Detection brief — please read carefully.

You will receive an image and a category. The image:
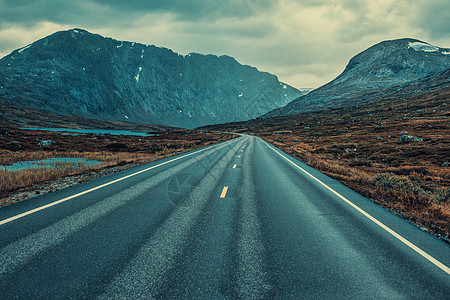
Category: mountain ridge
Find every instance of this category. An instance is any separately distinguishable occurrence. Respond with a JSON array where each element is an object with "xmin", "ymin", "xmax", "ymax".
[
  {"xmin": 0, "ymin": 28, "xmax": 303, "ymax": 128},
  {"xmin": 264, "ymin": 38, "xmax": 450, "ymax": 118}
]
